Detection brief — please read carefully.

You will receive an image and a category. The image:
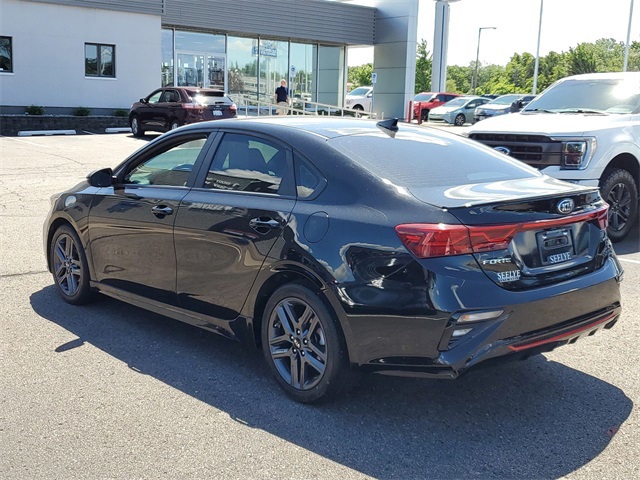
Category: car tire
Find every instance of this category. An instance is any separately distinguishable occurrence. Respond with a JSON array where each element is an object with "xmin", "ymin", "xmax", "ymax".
[
  {"xmin": 454, "ymin": 114, "xmax": 466, "ymax": 126},
  {"xmin": 50, "ymin": 225, "xmax": 94, "ymax": 305},
  {"xmin": 130, "ymin": 116, "xmax": 144, "ymax": 137},
  {"xmin": 170, "ymin": 120, "xmax": 181, "ymax": 130},
  {"xmin": 600, "ymin": 168, "xmax": 638, "ymax": 242},
  {"xmin": 420, "ymin": 109, "xmax": 429, "ymax": 122},
  {"xmin": 261, "ymin": 283, "xmax": 353, "ymax": 403}
]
